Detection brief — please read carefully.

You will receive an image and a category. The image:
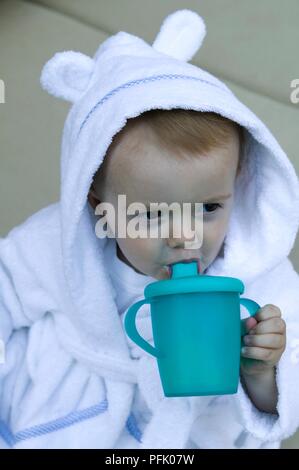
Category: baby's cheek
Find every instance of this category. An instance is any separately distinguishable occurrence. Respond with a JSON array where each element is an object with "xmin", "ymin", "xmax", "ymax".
[
  {"xmin": 123, "ymin": 237, "xmax": 146, "ymax": 258},
  {"xmin": 203, "ymin": 221, "xmax": 224, "ymax": 251},
  {"xmin": 127, "ymin": 237, "xmax": 160, "ymax": 267}
]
